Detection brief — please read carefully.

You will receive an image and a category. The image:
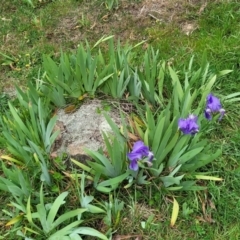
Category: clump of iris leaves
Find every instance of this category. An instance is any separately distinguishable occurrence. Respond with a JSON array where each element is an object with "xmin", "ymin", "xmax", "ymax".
[{"xmin": 0, "ymin": 36, "xmax": 239, "ymax": 239}]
